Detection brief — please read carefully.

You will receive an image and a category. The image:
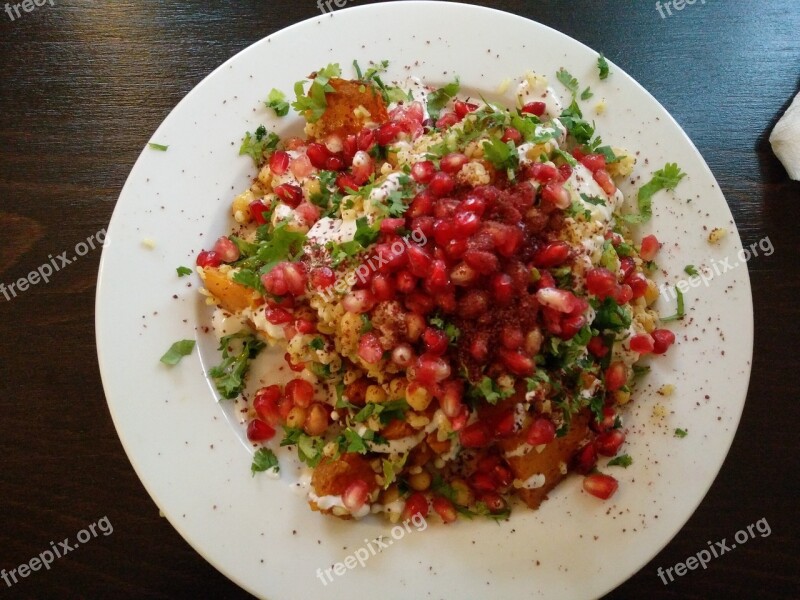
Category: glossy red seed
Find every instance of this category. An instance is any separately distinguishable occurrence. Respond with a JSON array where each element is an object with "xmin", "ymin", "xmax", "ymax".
[
  {"xmin": 618, "ymin": 257, "xmax": 636, "ymax": 281},
  {"xmin": 404, "ymin": 292, "xmax": 436, "ymax": 315},
  {"xmin": 651, "ymin": 328, "xmax": 676, "ymax": 354},
  {"xmin": 639, "ymin": 234, "xmax": 660, "ymax": 262},
  {"xmin": 357, "ymin": 128, "xmax": 376, "ymax": 152},
  {"xmin": 587, "ymin": 336, "xmax": 609, "ymax": 358},
  {"xmin": 284, "ymin": 352, "xmax": 305, "ymax": 373},
  {"xmin": 500, "ymin": 325, "xmax": 524, "ymax": 350},
  {"xmin": 406, "ymin": 244, "xmax": 433, "ymax": 277},
  {"xmin": 452, "ymin": 211, "xmax": 480, "ymax": 238},
  {"xmin": 470, "ymin": 471, "xmax": 497, "ymax": 492},
  {"xmin": 596, "ymin": 429, "xmax": 626, "ymax": 457},
  {"xmin": 273, "ymin": 183, "xmax": 303, "ymax": 208},
  {"xmin": 376, "ymin": 121, "xmax": 403, "ymax": 145},
  {"xmin": 463, "ymin": 250, "xmax": 499, "ymax": 275},
  {"xmin": 343, "ymin": 289, "xmax": 376, "ymax": 313},
  {"xmin": 428, "ymin": 171, "xmax": 455, "ymax": 197},
  {"xmin": 422, "ymin": 327, "xmax": 448, "ymax": 355},
  {"xmin": 248, "ymin": 200, "xmax": 270, "ymax": 224},
  {"xmin": 605, "ymin": 361, "xmax": 627, "ymax": 392},
  {"xmin": 501, "ymin": 127, "xmax": 522, "ymax": 144},
  {"xmin": 336, "ymin": 173, "xmax": 359, "ymax": 193},
  {"xmin": 541, "ymin": 182, "xmax": 571, "ymax": 209},
  {"xmin": 435, "ymin": 112, "xmax": 460, "ymax": 129},
  {"xmin": 629, "ymin": 333, "xmax": 655, "ymax": 354},
  {"xmin": 526, "ymin": 418, "xmax": 556, "ymax": 446},
  {"xmin": 591, "ymin": 406, "xmax": 618, "ymax": 433},
  {"xmin": 440, "ymin": 152, "xmax": 468, "ymax": 174},
  {"xmin": 583, "ymin": 473, "xmax": 619, "ymax": 500},
  {"xmin": 468, "ymin": 332, "xmax": 489, "ymax": 362},
  {"xmin": 269, "ymin": 150, "xmax": 290, "ymax": 175},
  {"xmin": 358, "ymin": 332, "xmax": 384, "ymax": 364},
  {"xmin": 305, "ymin": 143, "xmax": 331, "ymax": 169},
  {"xmin": 612, "ymin": 284, "xmax": 634, "ymax": 304},
  {"xmin": 265, "ymin": 307, "xmax": 293, "ymax": 325},
  {"xmin": 532, "ymin": 241, "xmax": 571, "ymax": 268},
  {"xmin": 196, "ymin": 250, "xmax": 222, "ymax": 268},
  {"xmin": 586, "ymin": 267, "xmax": 617, "ymax": 298},
  {"xmin": 247, "ymin": 419, "xmax": 276, "ymax": 442},
  {"xmin": 402, "ymin": 492, "xmax": 429, "ymax": 520},
  {"xmin": 410, "ymin": 160, "xmax": 436, "ymax": 184},
  {"xmin": 593, "ymin": 169, "xmax": 616, "ymax": 195},
  {"xmin": 626, "ymin": 272, "xmax": 649, "ymax": 299},
  {"xmin": 574, "ymin": 442, "xmax": 598, "ymax": 474},
  {"xmin": 432, "ymin": 496, "xmax": 457, "ymax": 523},
  {"xmin": 498, "ymin": 349, "xmax": 535, "ymax": 376},
  {"xmin": 460, "ymin": 422, "xmax": 490, "ymax": 448},
  {"xmin": 310, "ymin": 267, "xmax": 335, "ymax": 290},
  {"xmin": 536, "ymin": 288, "xmax": 580, "ymax": 313},
  {"xmin": 394, "ymin": 269, "xmax": 417, "ymax": 293},
  {"xmin": 490, "ymin": 273, "xmax": 514, "ymax": 304},
  {"xmin": 580, "ymin": 153, "xmax": 606, "ymax": 172},
  {"xmin": 457, "ymin": 195, "xmax": 486, "ymax": 217},
  {"xmin": 521, "ymin": 101, "xmax": 546, "ymax": 116},
  {"xmin": 526, "ymin": 162, "xmax": 560, "ymax": 183},
  {"xmin": 454, "ymin": 100, "xmax": 478, "ymax": 118},
  {"xmin": 342, "ymin": 480, "xmax": 370, "ymax": 513},
  {"xmin": 371, "ymin": 274, "xmax": 396, "ymax": 302},
  {"xmin": 253, "ymin": 385, "xmax": 283, "ymax": 425},
  {"xmin": 285, "ymin": 378, "xmax": 314, "ymax": 408},
  {"xmin": 458, "ymin": 289, "xmax": 490, "ymax": 319}
]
